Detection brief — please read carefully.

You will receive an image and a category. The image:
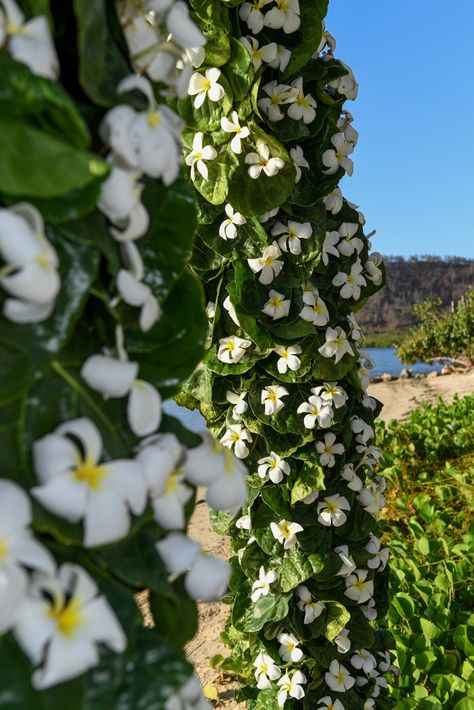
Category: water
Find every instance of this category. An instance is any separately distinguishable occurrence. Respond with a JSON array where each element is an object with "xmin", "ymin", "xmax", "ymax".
[
  {"xmin": 164, "ymin": 347, "xmax": 442, "ymax": 430},
  {"xmin": 365, "ymin": 347, "xmax": 443, "ymax": 378}
]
